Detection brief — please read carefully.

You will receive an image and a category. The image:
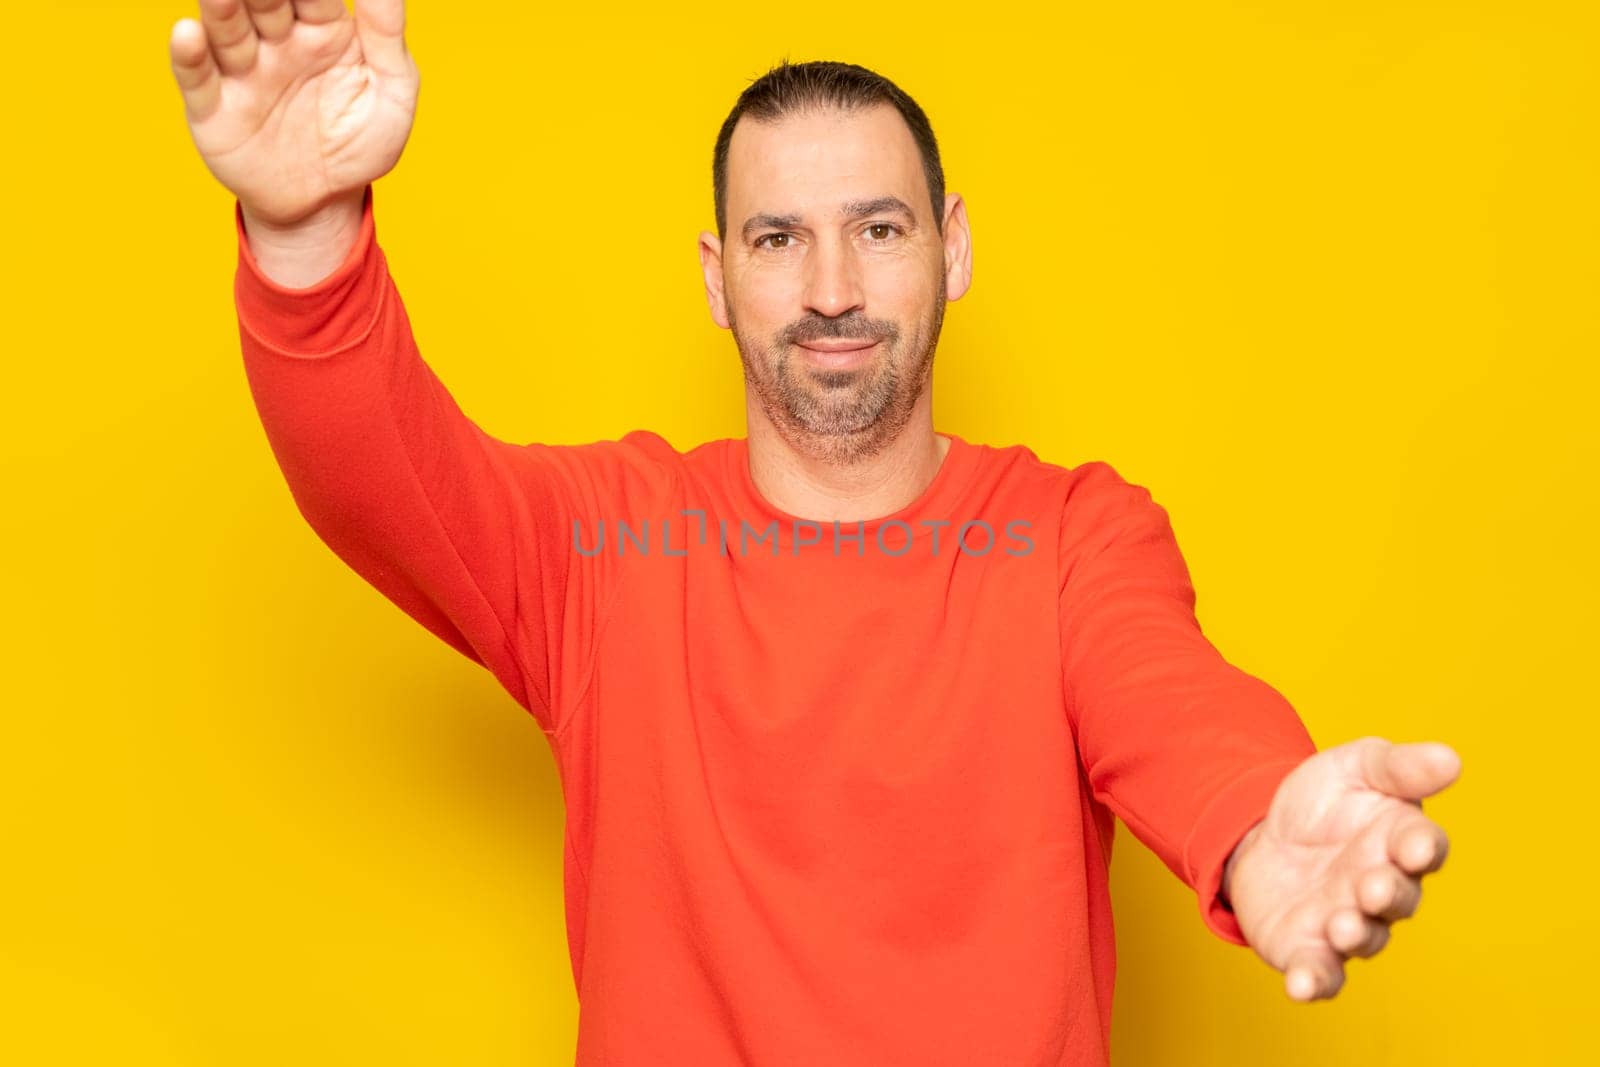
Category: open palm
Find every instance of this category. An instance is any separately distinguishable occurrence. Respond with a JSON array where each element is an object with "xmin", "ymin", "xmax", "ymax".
[
  {"xmin": 1224, "ymin": 736, "xmax": 1461, "ymax": 1001},
  {"xmin": 168, "ymin": 0, "xmax": 419, "ymax": 227}
]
